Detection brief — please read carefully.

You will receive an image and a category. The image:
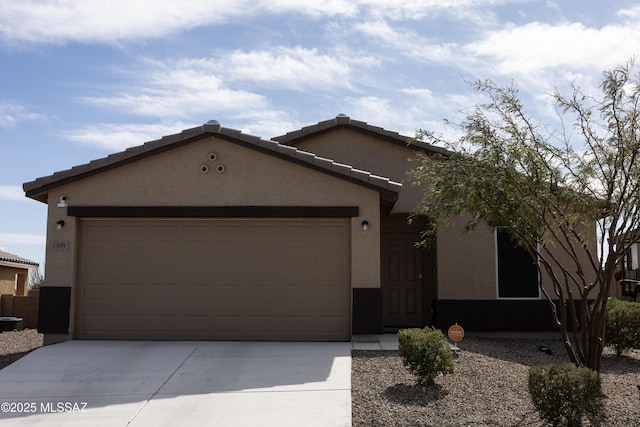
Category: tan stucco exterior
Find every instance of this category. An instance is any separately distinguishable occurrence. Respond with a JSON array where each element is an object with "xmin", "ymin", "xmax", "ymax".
[
  {"xmin": 43, "ymin": 136, "xmax": 382, "ymax": 300},
  {"xmin": 286, "ymin": 128, "xmax": 508, "ymax": 301},
  {"xmin": 436, "ymin": 218, "xmax": 498, "ymax": 300},
  {"xmin": 0, "ymin": 251, "xmax": 38, "ymax": 297},
  {"xmin": 290, "ymin": 127, "xmax": 602, "ymax": 302},
  {"xmin": 290, "ymin": 128, "xmax": 426, "ymax": 213},
  {"xmin": 26, "ymin": 117, "xmax": 604, "ymax": 337},
  {"xmin": 0, "ymin": 266, "xmax": 29, "ymax": 296}
]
